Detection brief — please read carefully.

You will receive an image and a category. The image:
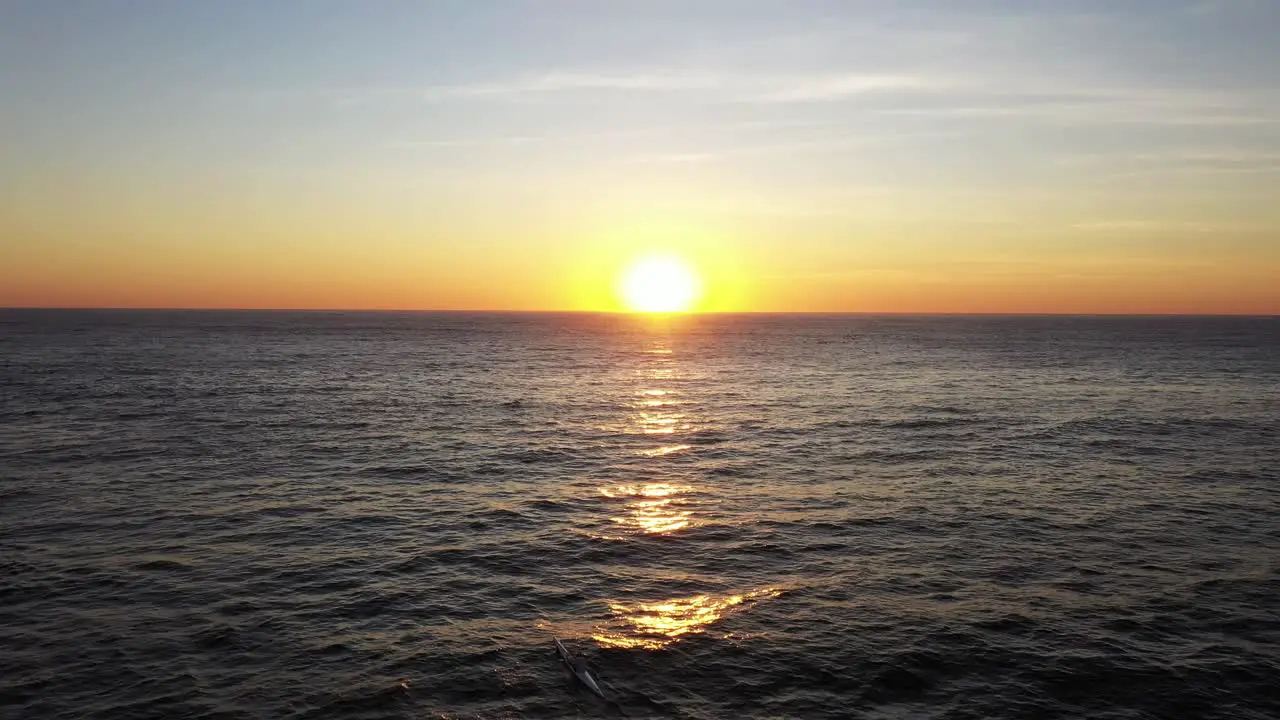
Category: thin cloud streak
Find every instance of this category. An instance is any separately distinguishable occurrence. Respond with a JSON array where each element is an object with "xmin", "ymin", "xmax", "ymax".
[
  {"xmin": 386, "ymin": 119, "xmax": 871, "ymax": 153},
  {"xmin": 753, "ymin": 74, "xmax": 938, "ymax": 102},
  {"xmin": 419, "ymin": 70, "xmax": 939, "ymax": 103},
  {"xmin": 1062, "ymin": 149, "xmax": 1280, "ymax": 179},
  {"xmin": 412, "ymin": 67, "xmax": 1277, "ymax": 130},
  {"xmin": 628, "ymin": 130, "xmax": 954, "ymax": 164},
  {"xmin": 1071, "ymin": 220, "xmax": 1226, "ymax": 233},
  {"xmin": 421, "ymin": 71, "xmax": 727, "ymax": 99}
]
